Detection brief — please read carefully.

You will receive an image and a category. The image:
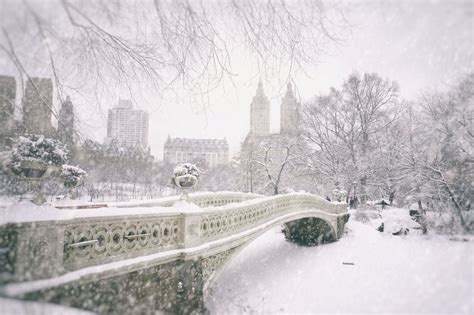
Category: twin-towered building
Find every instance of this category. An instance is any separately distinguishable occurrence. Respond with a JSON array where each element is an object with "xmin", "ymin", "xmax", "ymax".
[
  {"xmin": 162, "ymin": 81, "xmax": 301, "ymax": 171},
  {"xmin": 241, "ymin": 80, "xmax": 302, "ymax": 193},
  {"xmin": 249, "ymin": 80, "xmax": 302, "ymax": 137}
]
